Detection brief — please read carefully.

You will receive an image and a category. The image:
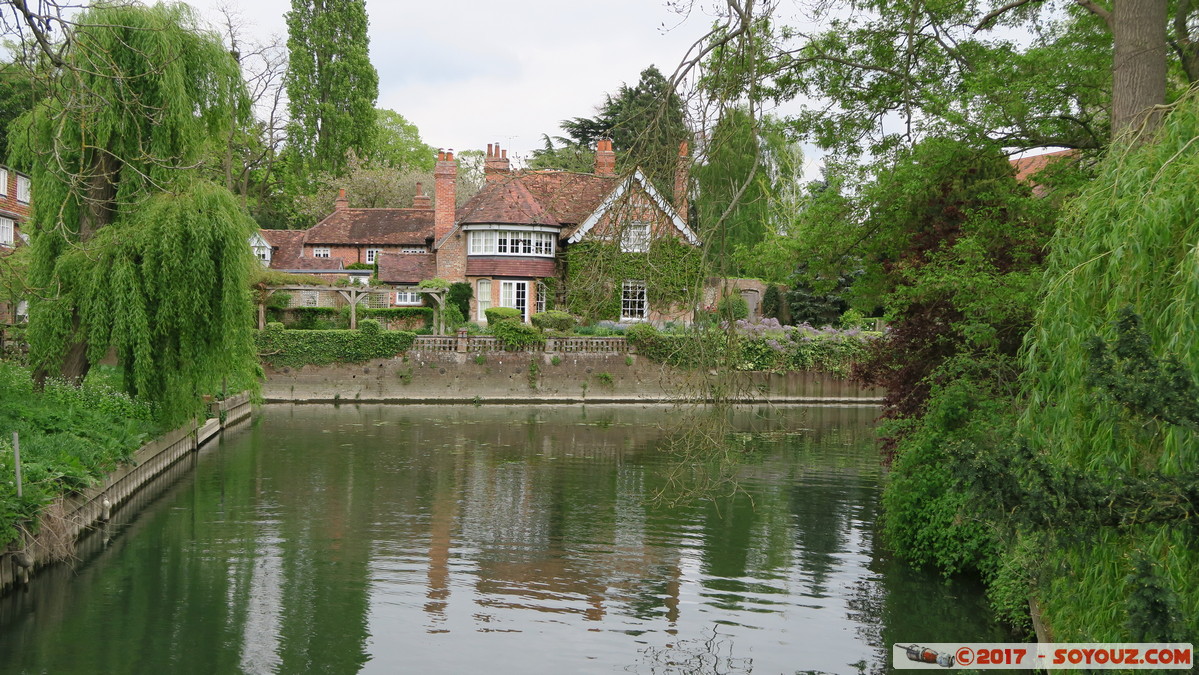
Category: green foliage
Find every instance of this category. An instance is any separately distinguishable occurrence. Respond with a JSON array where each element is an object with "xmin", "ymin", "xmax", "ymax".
[
  {"xmin": 10, "ymin": 4, "xmax": 258, "ymax": 426},
  {"xmin": 447, "ymin": 282, "xmax": 472, "ymax": 318},
  {"xmin": 565, "ymin": 238, "xmax": 704, "ymax": 323},
  {"xmin": 0, "ymin": 59, "xmax": 37, "ymax": 161},
  {"xmin": 441, "ymin": 304, "xmax": 465, "ymax": 330},
  {"xmin": 556, "ymin": 65, "xmax": 690, "ymax": 193},
  {"xmin": 489, "ymin": 320, "xmax": 545, "ymax": 350},
  {"xmin": 594, "ymin": 372, "xmax": 614, "ymax": 386},
  {"xmin": 345, "ymin": 262, "xmax": 373, "ymax": 270},
  {"xmin": 839, "ymin": 308, "xmax": 869, "ymax": 331},
  {"xmin": 256, "ymin": 327, "xmax": 415, "ymax": 368},
  {"xmin": 368, "ymin": 109, "xmax": 435, "ymax": 170},
  {"xmin": 0, "ymin": 362, "xmax": 157, "ymax": 547},
  {"xmin": 285, "ymin": 0, "xmax": 378, "ymax": 178},
  {"xmin": 530, "ymin": 310, "xmax": 576, "ymax": 332},
  {"xmin": 418, "ymin": 277, "xmax": 450, "ymax": 290},
  {"xmin": 716, "ymin": 294, "xmax": 749, "ymax": 321},
  {"xmin": 484, "ymin": 306, "xmax": 523, "ymax": 324},
  {"xmin": 761, "ymin": 284, "xmax": 781, "ymax": 320},
  {"xmin": 361, "ymin": 307, "xmax": 433, "ymax": 328},
  {"xmin": 527, "ymin": 359, "xmax": 540, "ymax": 389}
]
